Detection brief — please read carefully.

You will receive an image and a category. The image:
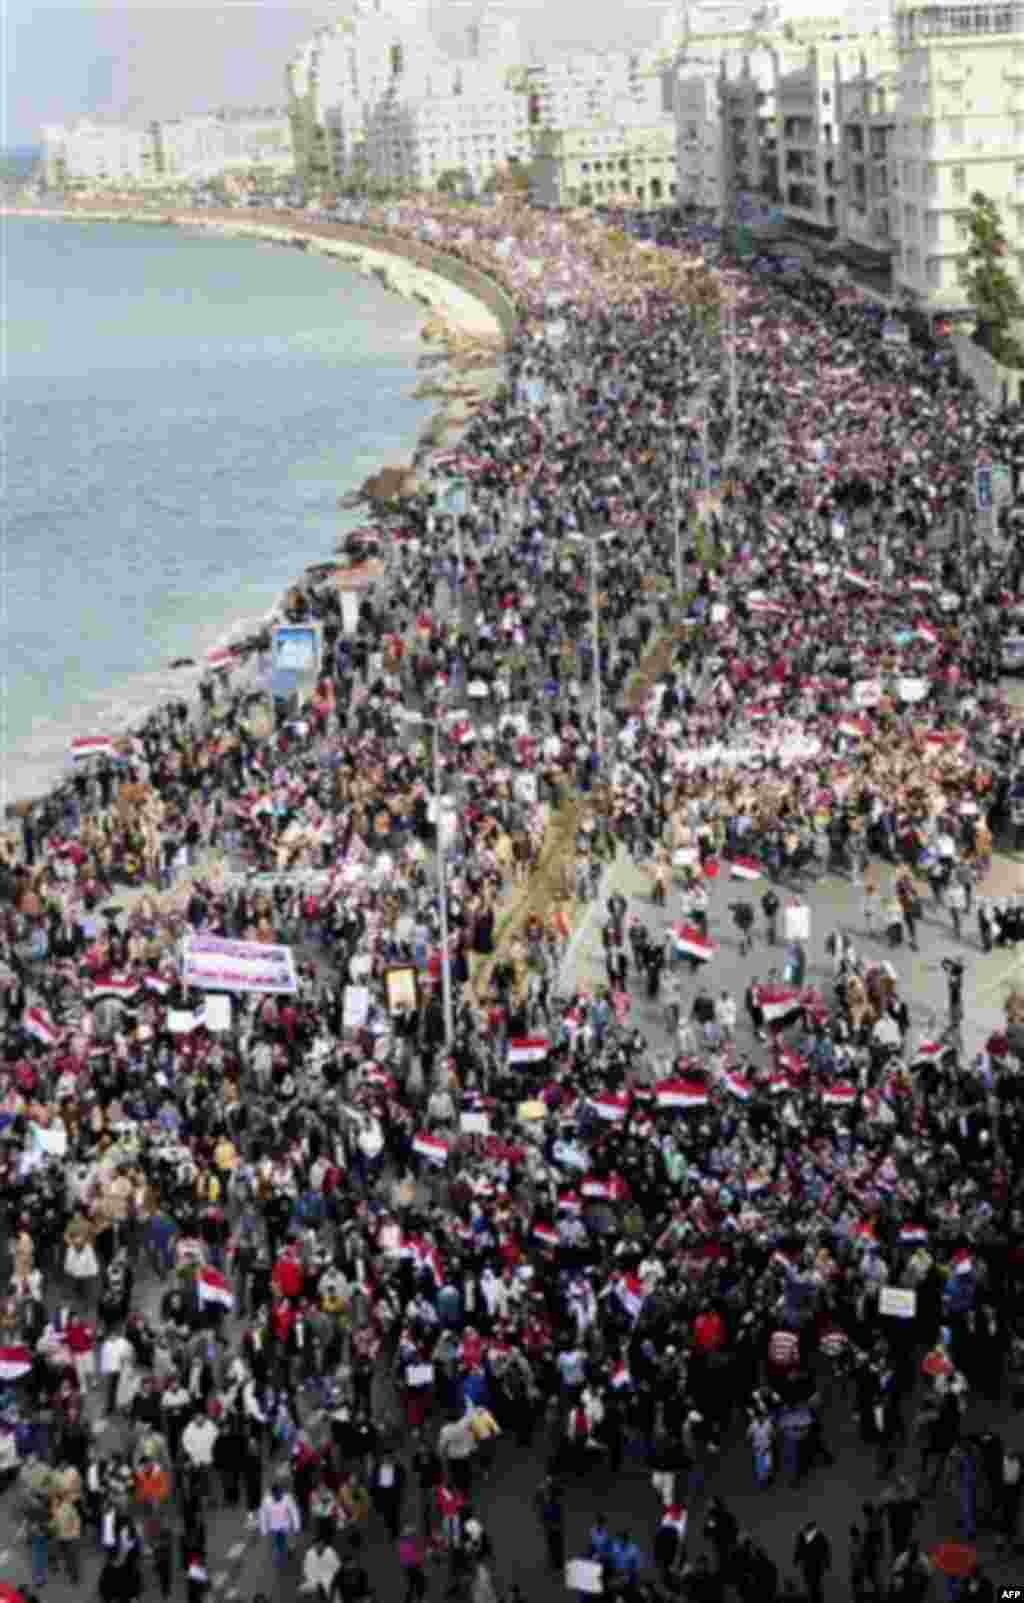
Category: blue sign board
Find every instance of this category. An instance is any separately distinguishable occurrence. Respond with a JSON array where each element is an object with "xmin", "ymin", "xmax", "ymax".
[
  {"xmin": 975, "ymin": 465, "xmax": 993, "ymax": 513},
  {"xmin": 273, "ymin": 624, "xmax": 321, "ymax": 674}
]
